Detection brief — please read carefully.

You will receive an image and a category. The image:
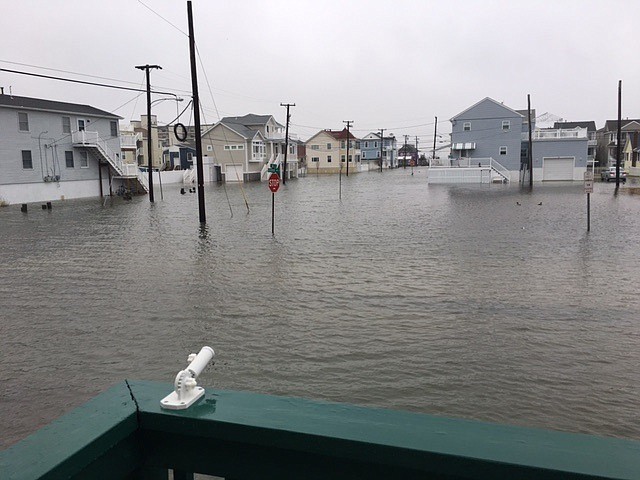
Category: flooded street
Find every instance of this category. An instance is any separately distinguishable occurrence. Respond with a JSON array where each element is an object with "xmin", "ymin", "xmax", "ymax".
[{"xmin": 1, "ymin": 169, "xmax": 639, "ymax": 447}]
